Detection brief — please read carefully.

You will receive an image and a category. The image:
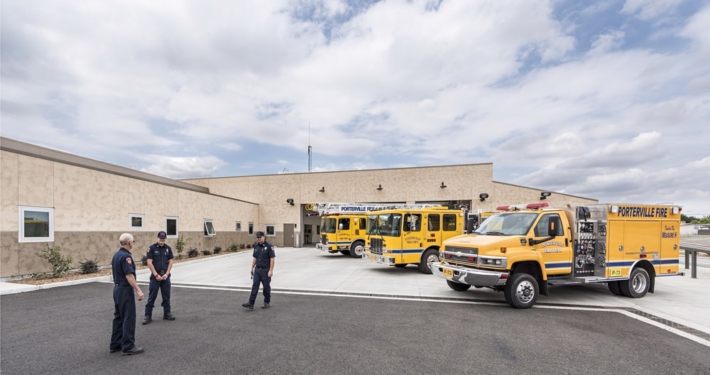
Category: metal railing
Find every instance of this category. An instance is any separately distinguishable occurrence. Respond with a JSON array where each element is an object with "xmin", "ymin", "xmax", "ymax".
[{"xmin": 681, "ymin": 238, "xmax": 710, "ymax": 279}]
